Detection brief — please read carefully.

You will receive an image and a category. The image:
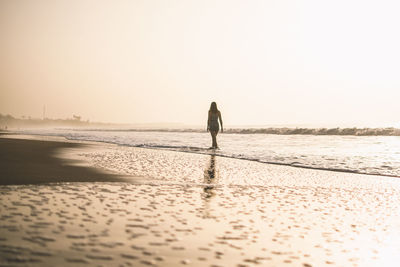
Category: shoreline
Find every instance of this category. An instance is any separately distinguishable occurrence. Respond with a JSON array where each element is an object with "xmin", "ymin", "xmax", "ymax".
[
  {"xmin": 2, "ymin": 132, "xmax": 399, "ymax": 180},
  {"xmin": 1, "ymin": 133, "xmax": 399, "ymax": 188}
]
